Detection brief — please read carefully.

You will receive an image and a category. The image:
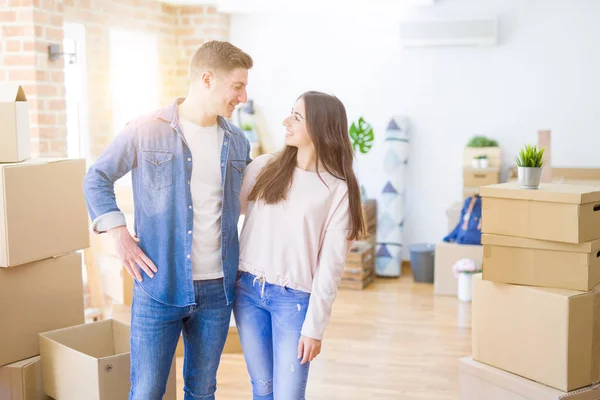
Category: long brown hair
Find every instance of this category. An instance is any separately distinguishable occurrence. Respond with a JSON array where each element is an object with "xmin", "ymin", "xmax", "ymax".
[{"xmin": 248, "ymin": 91, "xmax": 366, "ymax": 240}]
